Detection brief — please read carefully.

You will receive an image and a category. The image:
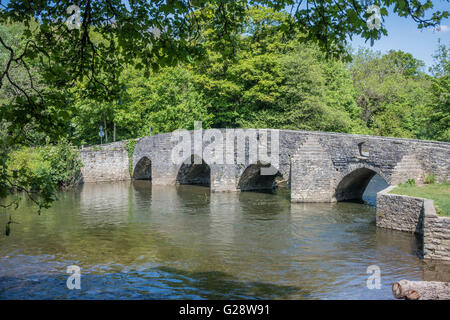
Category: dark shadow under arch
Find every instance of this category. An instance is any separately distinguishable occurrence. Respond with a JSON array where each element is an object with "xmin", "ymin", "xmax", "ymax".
[
  {"xmin": 133, "ymin": 157, "xmax": 152, "ymax": 180},
  {"xmin": 176, "ymin": 155, "xmax": 211, "ymax": 187},
  {"xmin": 335, "ymin": 167, "xmax": 388, "ymax": 202},
  {"xmin": 238, "ymin": 161, "xmax": 282, "ymax": 192}
]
